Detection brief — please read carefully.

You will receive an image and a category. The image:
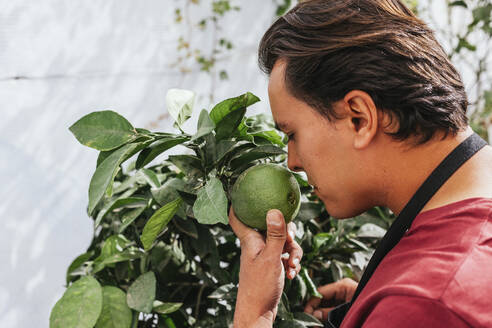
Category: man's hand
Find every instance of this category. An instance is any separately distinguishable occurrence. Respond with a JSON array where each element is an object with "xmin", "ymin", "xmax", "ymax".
[
  {"xmin": 230, "ymin": 208, "xmax": 303, "ymax": 327},
  {"xmin": 304, "ymin": 278, "xmax": 358, "ymax": 322}
]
